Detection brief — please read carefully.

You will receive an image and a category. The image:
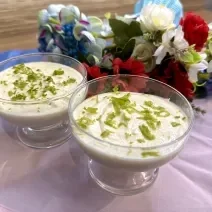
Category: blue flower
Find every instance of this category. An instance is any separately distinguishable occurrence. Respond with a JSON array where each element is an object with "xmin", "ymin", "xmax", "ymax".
[
  {"xmin": 61, "ymin": 23, "xmax": 88, "ymax": 58},
  {"xmin": 38, "ymin": 37, "xmax": 48, "ymax": 52}
]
